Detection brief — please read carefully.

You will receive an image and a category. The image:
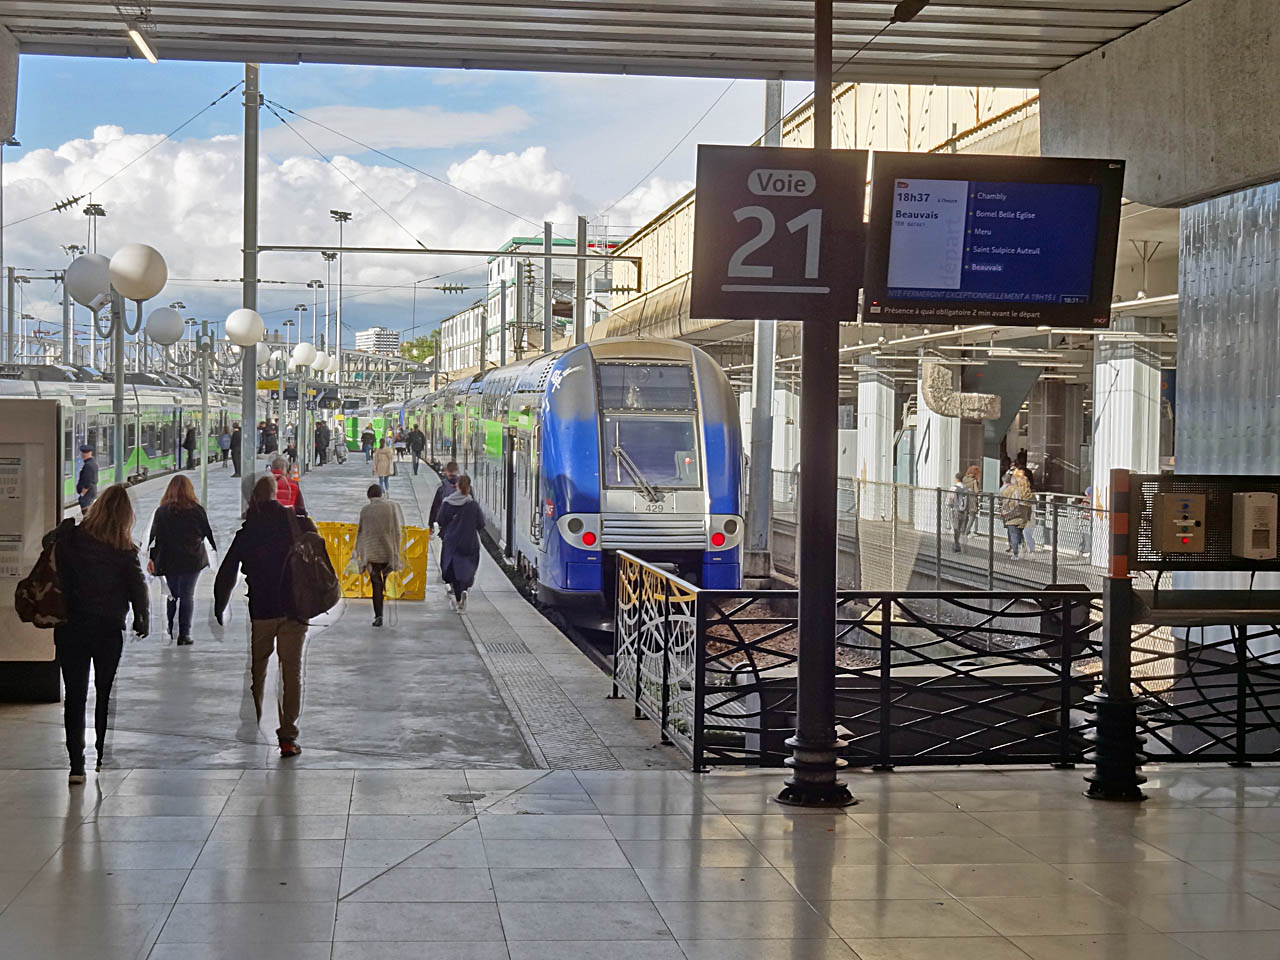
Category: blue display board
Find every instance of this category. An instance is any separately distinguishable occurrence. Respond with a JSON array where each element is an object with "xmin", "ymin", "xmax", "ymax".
[{"xmin": 864, "ymin": 154, "xmax": 1124, "ymax": 329}]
